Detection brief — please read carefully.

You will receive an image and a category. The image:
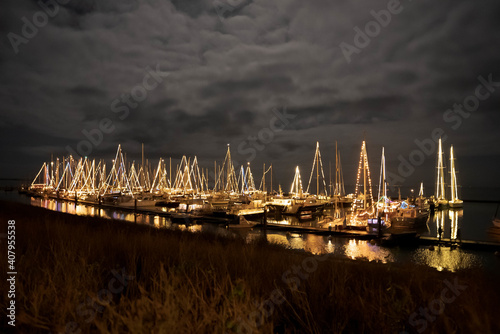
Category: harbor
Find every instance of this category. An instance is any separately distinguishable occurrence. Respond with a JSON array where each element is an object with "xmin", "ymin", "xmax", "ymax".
[
  {"xmin": 1, "ymin": 137, "xmax": 497, "ymax": 275},
  {"xmin": 16, "ymin": 139, "xmax": 500, "ymax": 252}
]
